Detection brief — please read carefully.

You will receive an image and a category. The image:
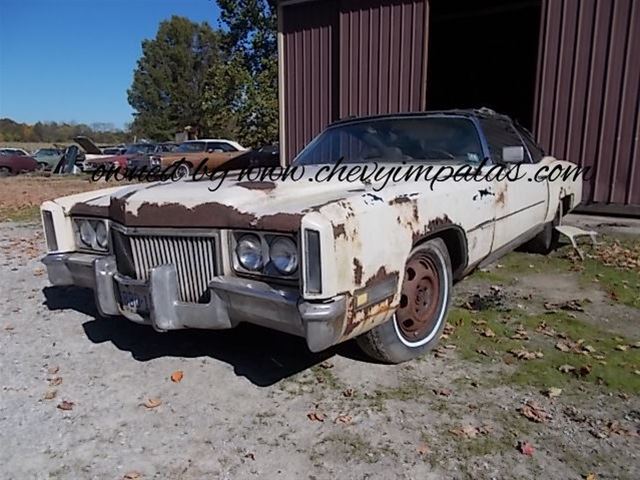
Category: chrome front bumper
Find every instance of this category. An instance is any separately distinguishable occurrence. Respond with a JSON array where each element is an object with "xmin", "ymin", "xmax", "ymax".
[{"xmin": 42, "ymin": 253, "xmax": 347, "ymax": 352}]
